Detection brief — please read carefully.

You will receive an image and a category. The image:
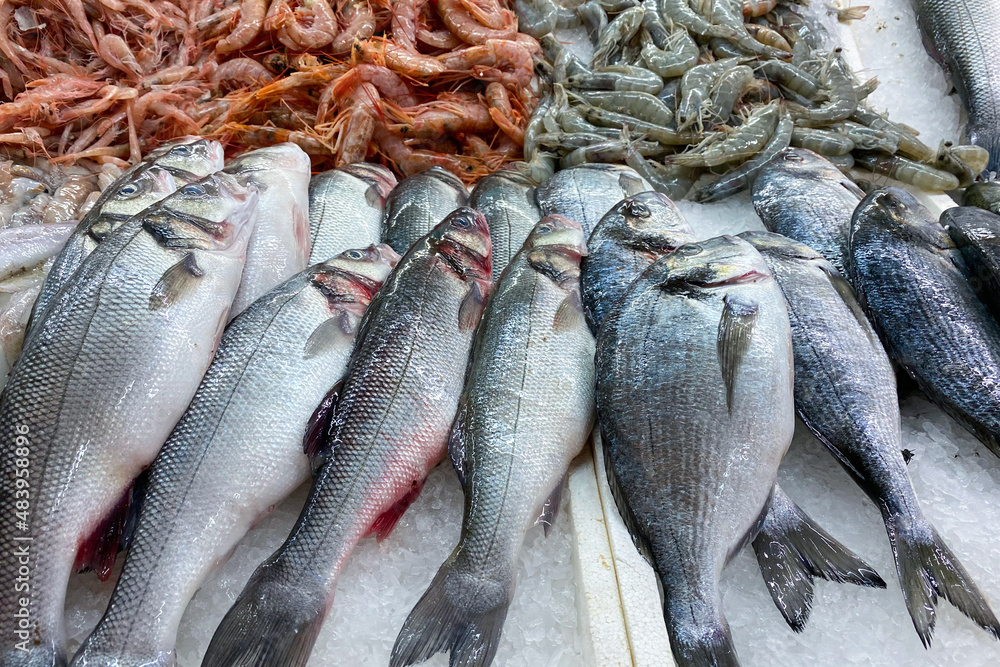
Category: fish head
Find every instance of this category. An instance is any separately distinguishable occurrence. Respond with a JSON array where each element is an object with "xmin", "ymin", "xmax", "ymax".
[
  {"xmin": 605, "ymin": 192, "xmax": 696, "ymax": 257},
  {"xmin": 224, "ymin": 143, "xmax": 312, "ymax": 186},
  {"xmin": 852, "ymin": 187, "xmax": 953, "ymax": 252},
  {"xmin": 763, "ymin": 147, "xmax": 849, "ymax": 185},
  {"xmin": 942, "ymin": 206, "xmax": 1000, "ymax": 246},
  {"xmin": 430, "ymin": 207, "xmax": 493, "ymax": 285},
  {"xmin": 660, "ymin": 235, "xmax": 772, "ymax": 291},
  {"xmin": 525, "ymin": 215, "xmax": 587, "ymax": 286},
  {"xmin": 340, "ymin": 163, "xmax": 398, "ymax": 200},
  {"xmin": 423, "ymin": 166, "xmax": 468, "ymax": 194},
  {"xmin": 141, "ymin": 172, "xmax": 258, "ymax": 255},
  {"xmin": 311, "ymin": 244, "xmax": 400, "ymax": 315},
  {"xmin": 148, "ymin": 137, "xmax": 226, "ymax": 181},
  {"xmin": 89, "ymin": 165, "xmax": 178, "ymax": 241},
  {"xmin": 739, "ymin": 230, "xmax": 825, "ymax": 262}
]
